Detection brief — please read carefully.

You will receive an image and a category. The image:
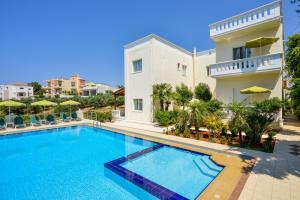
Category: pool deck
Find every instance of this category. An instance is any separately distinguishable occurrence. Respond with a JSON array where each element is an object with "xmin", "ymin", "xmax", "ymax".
[{"xmin": 1, "ymin": 119, "xmax": 299, "ymax": 200}]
